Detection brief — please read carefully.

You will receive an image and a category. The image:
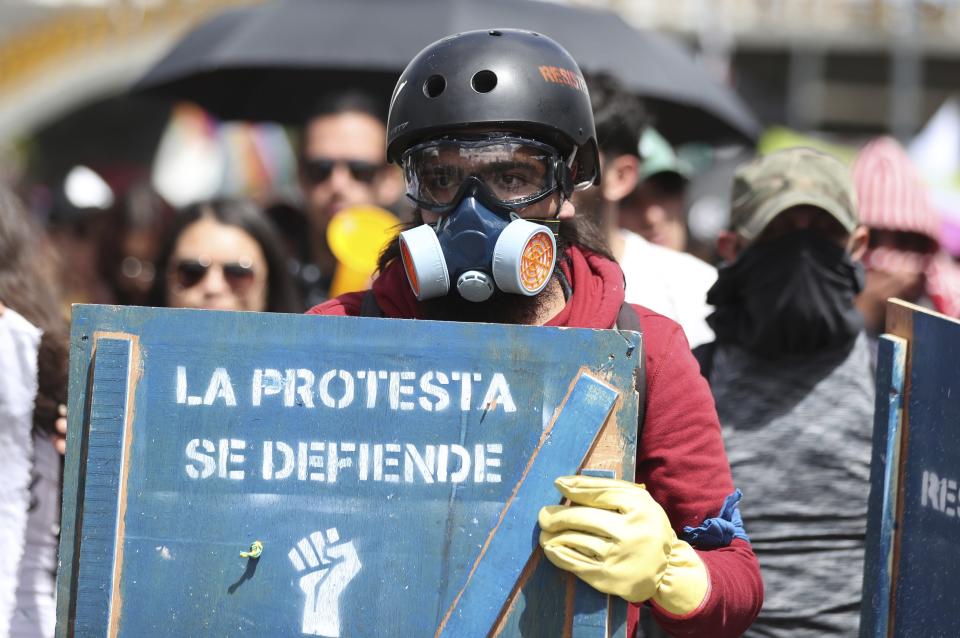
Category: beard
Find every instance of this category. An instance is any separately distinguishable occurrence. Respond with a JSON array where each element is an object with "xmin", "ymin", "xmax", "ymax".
[
  {"xmin": 419, "ymin": 278, "xmax": 553, "ymax": 324},
  {"xmin": 420, "ymin": 233, "xmax": 571, "ymax": 325}
]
